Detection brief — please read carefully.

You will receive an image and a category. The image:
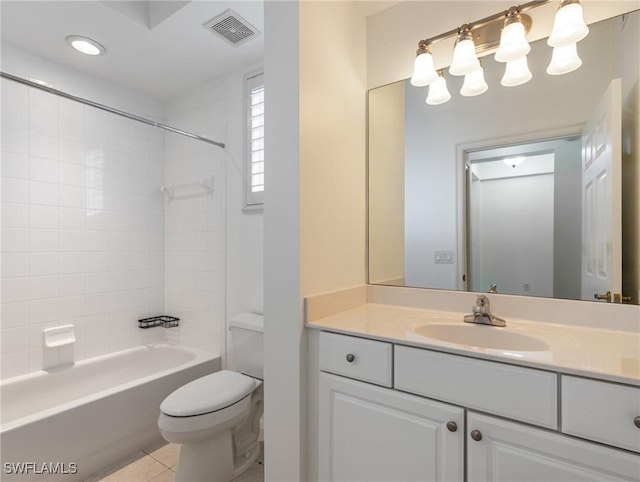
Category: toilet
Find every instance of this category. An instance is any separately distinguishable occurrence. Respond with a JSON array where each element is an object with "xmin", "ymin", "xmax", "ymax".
[{"xmin": 158, "ymin": 313, "xmax": 264, "ymax": 482}]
